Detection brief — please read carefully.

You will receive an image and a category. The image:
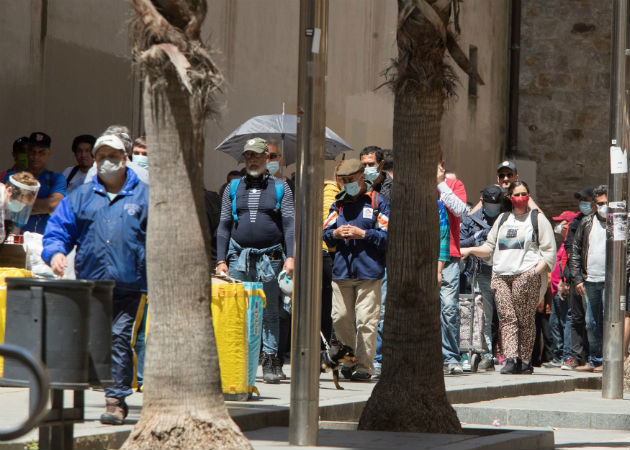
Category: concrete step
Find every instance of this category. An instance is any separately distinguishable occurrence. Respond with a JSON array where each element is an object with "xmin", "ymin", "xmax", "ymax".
[{"xmin": 454, "ymin": 390, "xmax": 630, "ymax": 431}]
